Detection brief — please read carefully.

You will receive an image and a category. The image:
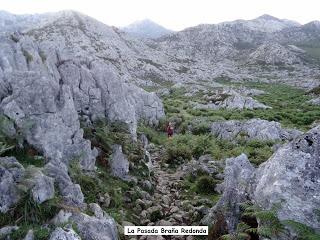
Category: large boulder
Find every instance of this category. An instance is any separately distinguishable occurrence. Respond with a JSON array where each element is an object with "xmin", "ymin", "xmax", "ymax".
[
  {"xmin": 44, "ymin": 161, "xmax": 84, "ymax": 207},
  {"xmin": 70, "ymin": 204, "xmax": 118, "ymax": 240},
  {"xmin": 110, "ymin": 145, "xmax": 129, "ymax": 180},
  {"xmin": 0, "ymin": 157, "xmax": 24, "ymax": 213},
  {"xmin": 51, "ymin": 204, "xmax": 118, "ymax": 240},
  {"xmin": 21, "ymin": 166, "xmax": 55, "ymax": 204},
  {"xmin": 254, "ymin": 125, "xmax": 320, "ymax": 230},
  {"xmin": 202, "ymin": 154, "xmax": 255, "ymax": 231},
  {"xmin": 204, "ymin": 125, "xmax": 320, "ymax": 233},
  {"xmin": 211, "ymin": 118, "xmax": 302, "ymax": 141}
]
